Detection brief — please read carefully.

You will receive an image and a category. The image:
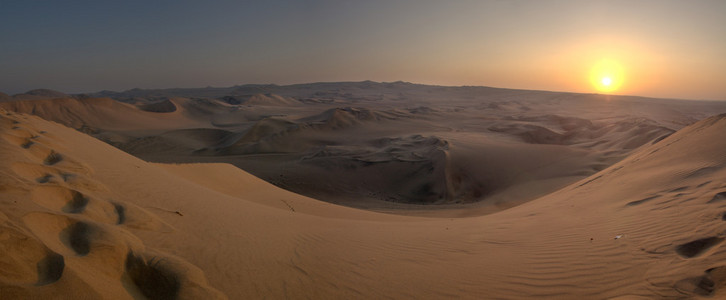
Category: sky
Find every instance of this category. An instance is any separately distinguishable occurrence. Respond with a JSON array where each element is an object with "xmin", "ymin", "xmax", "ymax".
[{"xmin": 1, "ymin": 0, "xmax": 724, "ymax": 100}]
